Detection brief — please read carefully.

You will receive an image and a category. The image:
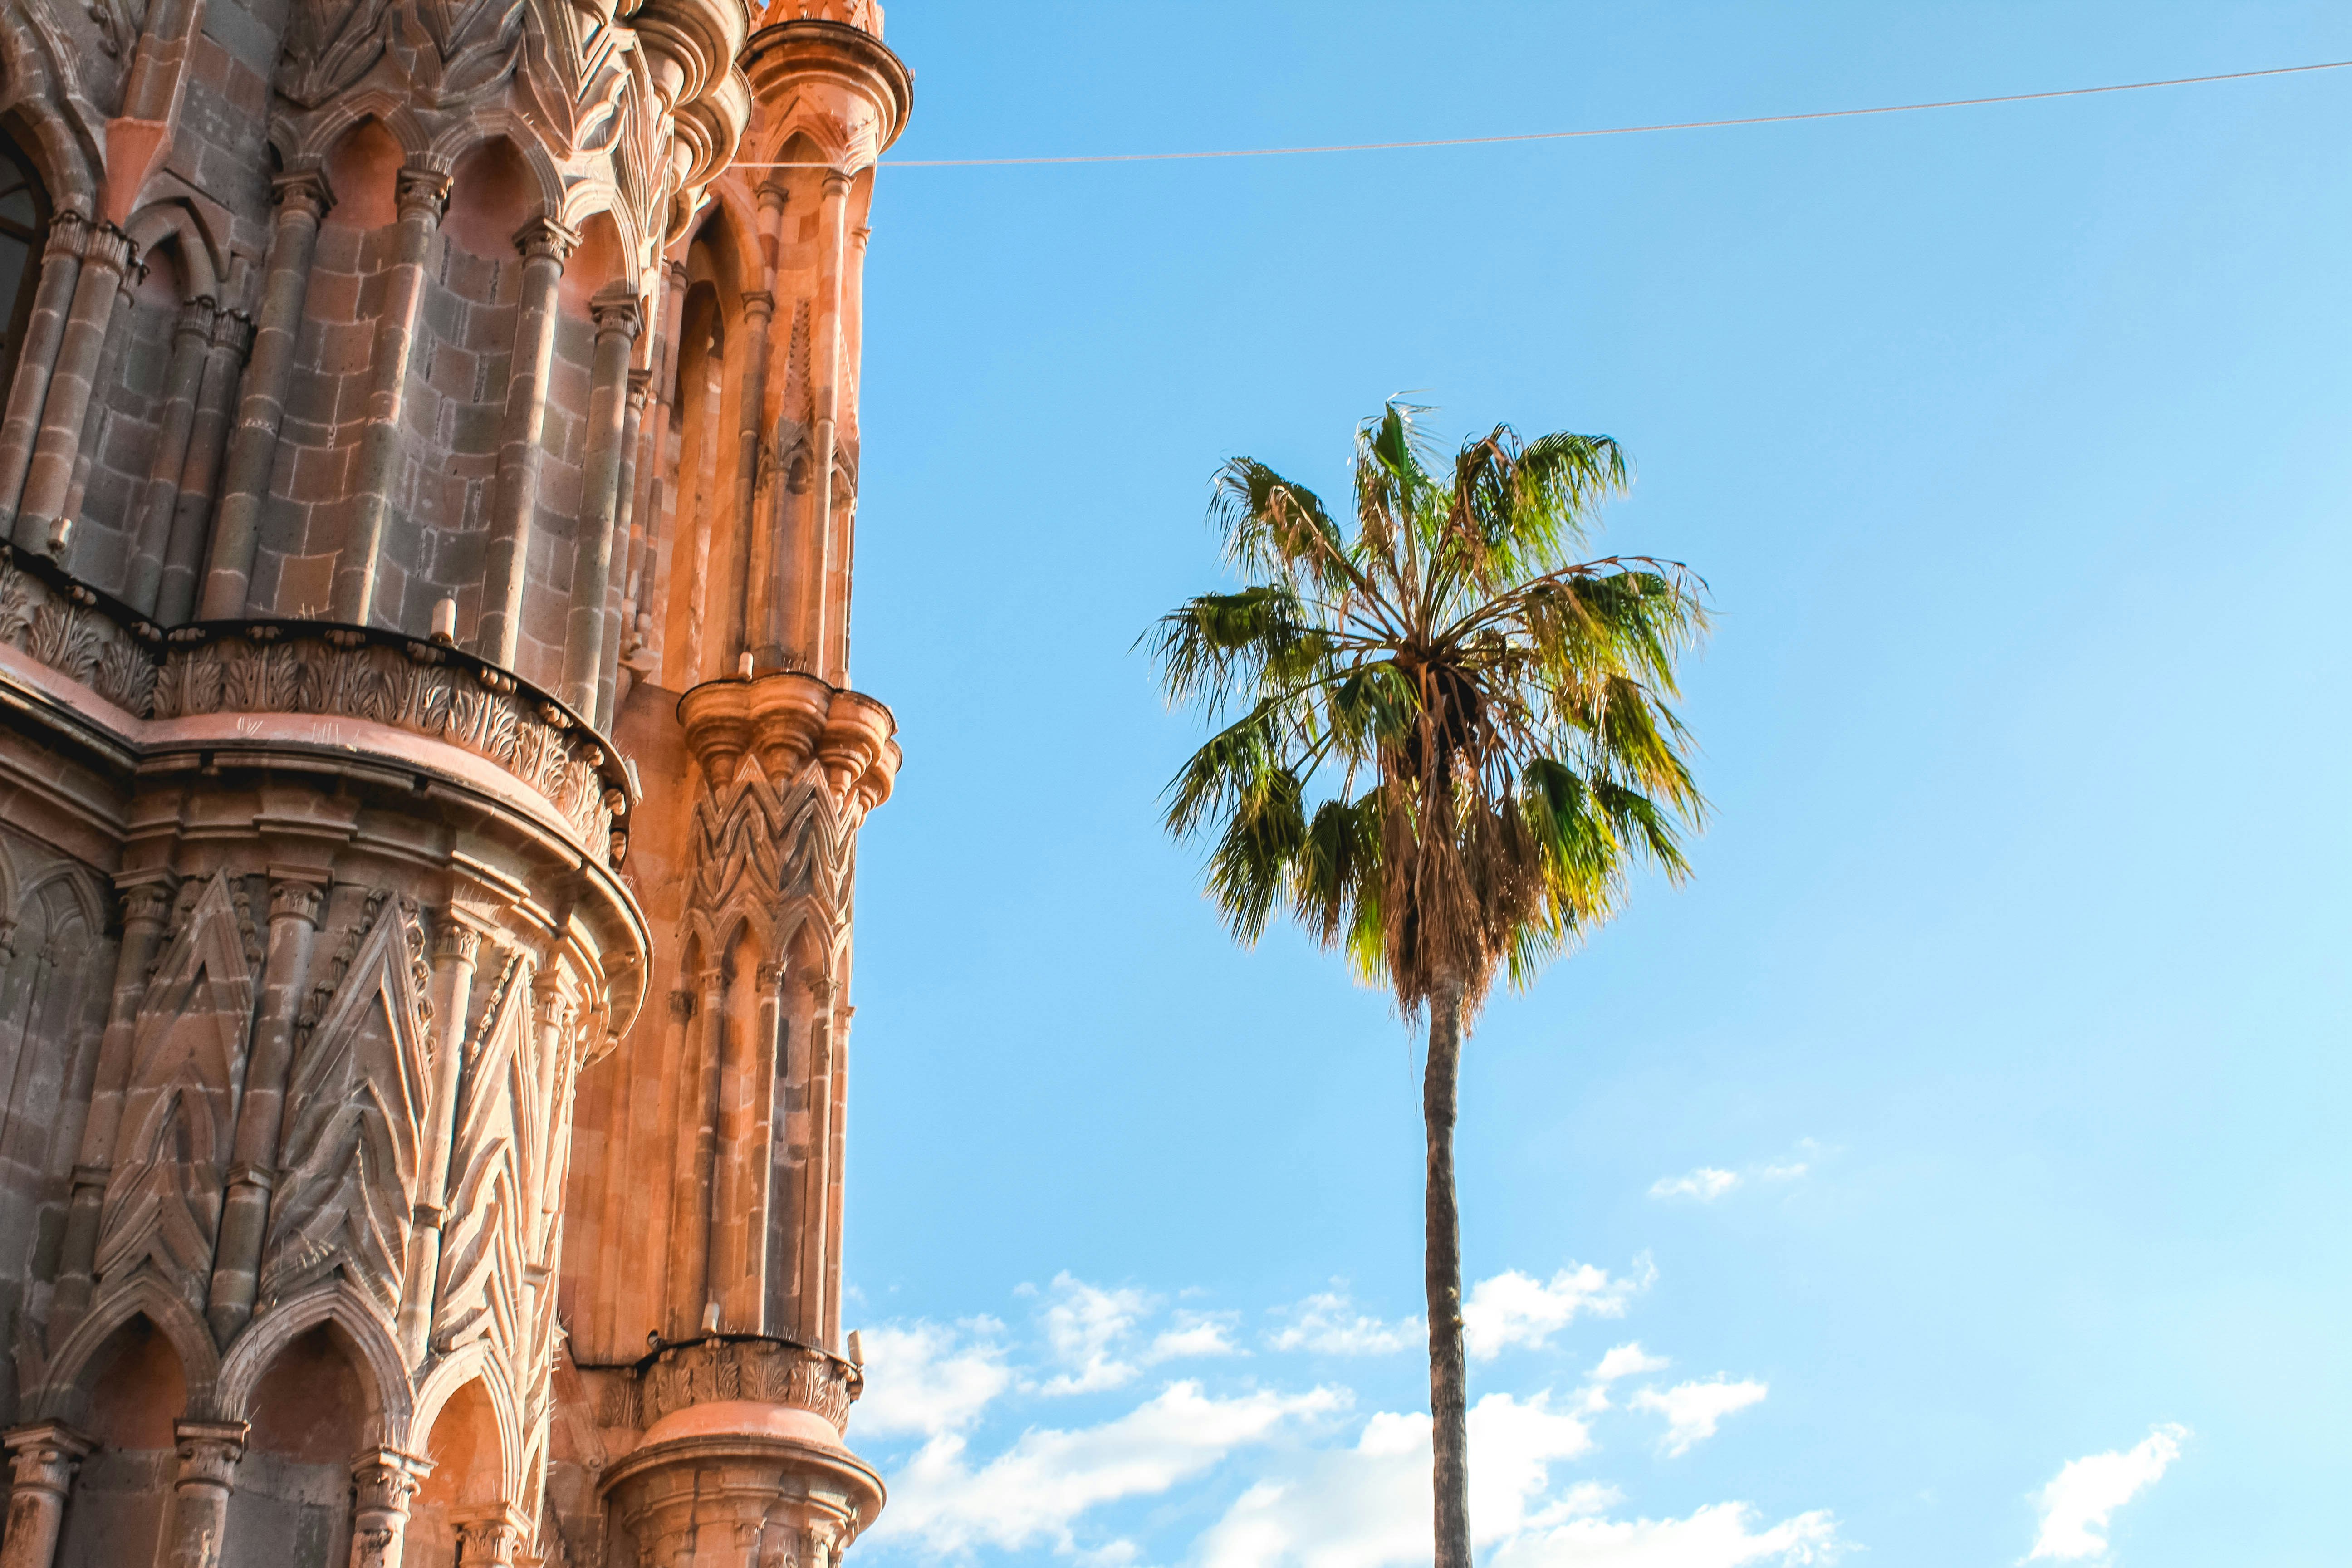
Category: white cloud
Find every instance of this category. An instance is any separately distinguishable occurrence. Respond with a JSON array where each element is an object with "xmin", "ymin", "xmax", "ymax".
[
  {"xmin": 1036, "ymin": 1273, "xmax": 1151, "ymax": 1394},
  {"xmin": 851, "ymin": 1319, "xmax": 1013, "ymax": 1439},
  {"xmin": 1150, "ymin": 1310, "xmax": 1244, "ymax": 1362},
  {"xmin": 1463, "ymin": 1261, "xmax": 1649, "ymax": 1360},
  {"xmin": 1493, "ymin": 1502, "xmax": 1842, "ymax": 1568},
  {"xmin": 1198, "ymin": 1393, "xmax": 1596, "ymax": 1568},
  {"xmin": 867, "ymin": 1380, "xmax": 1345, "ymax": 1557},
  {"xmin": 1650, "ymin": 1168, "xmax": 1741, "ymax": 1201},
  {"xmin": 1592, "ymin": 1343, "xmax": 1671, "ymax": 1384},
  {"xmin": 1268, "ymin": 1290, "xmax": 1421, "ymax": 1356},
  {"xmin": 1653, "ymin": 1142, "xmax": 1825, "ymax": 1202},
  {"xmin": 1627, "ymin": 1378, "xmax": 1769, "ymax": 1455},
  {"xmin": 2025, "ymin": 1425, "xmax": 2188, "ymax": 1562}
]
